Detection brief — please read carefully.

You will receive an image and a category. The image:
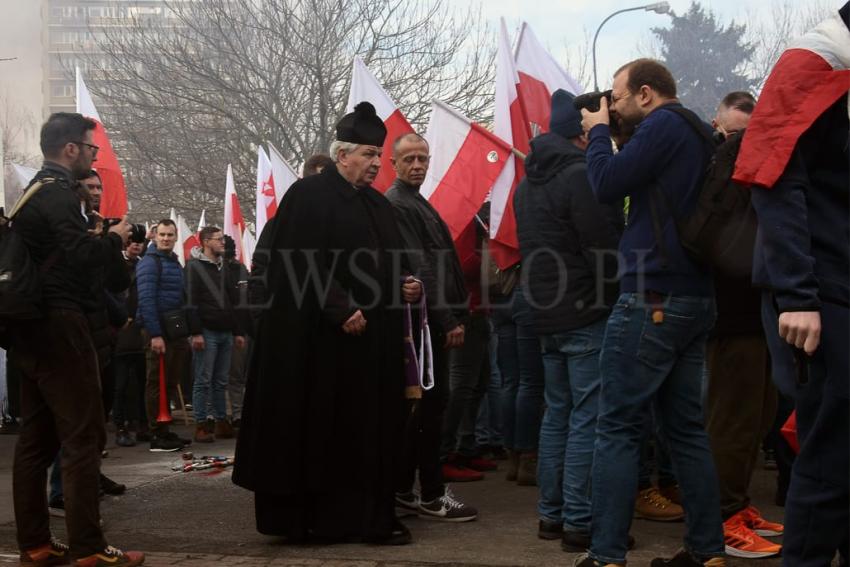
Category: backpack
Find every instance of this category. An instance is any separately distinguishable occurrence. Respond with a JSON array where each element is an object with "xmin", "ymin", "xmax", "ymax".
[
  {"xmin": 0, "ymin": 178, "xmax": 59, "ymax": 322},
  {"xmin": 650, "ymin": 107, "xmax": 758, "ymax": 278}
]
